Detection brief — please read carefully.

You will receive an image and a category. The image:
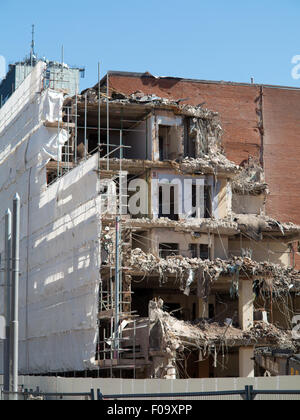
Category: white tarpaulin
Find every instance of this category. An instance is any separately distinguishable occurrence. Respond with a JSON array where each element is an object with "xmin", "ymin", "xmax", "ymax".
[{"xmin": 0, "ymin": 63, "xmax": 101, "ymax": 373}]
